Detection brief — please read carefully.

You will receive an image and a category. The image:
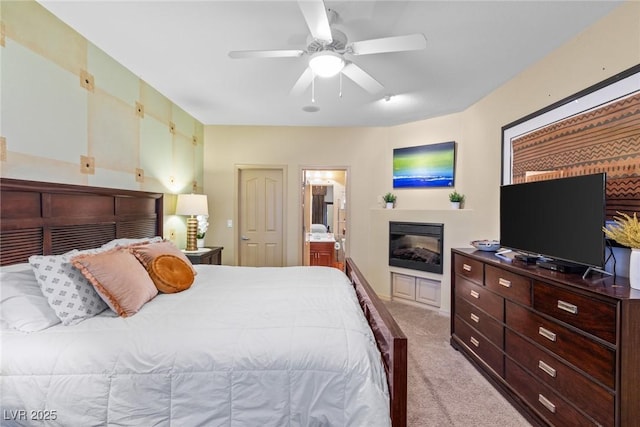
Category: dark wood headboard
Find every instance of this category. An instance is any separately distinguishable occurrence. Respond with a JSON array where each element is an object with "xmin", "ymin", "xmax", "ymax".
[{"xmin": 0, "ymin": 178, "xmax": 163, "ymax": 266}]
